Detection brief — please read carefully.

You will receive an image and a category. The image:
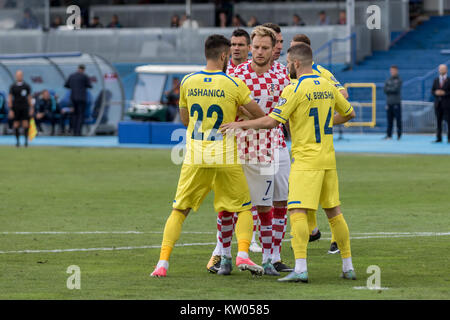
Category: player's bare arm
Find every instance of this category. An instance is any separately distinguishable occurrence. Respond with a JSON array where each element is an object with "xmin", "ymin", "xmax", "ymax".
[
  {"xmin": 240, "ymin": 99, "xmax": 266, "ymax": 119},
  {"xmin": 339, "ymin": 88, "xmax": 349, "ymax": 100},
  {"xmin": 180, "ymin": 107, "xmax": 189, "ymax": 127},
  {"xmin": 334, "ymin": 109, "xmax": 356, "ymax": 125},
  {"xmin": 220, "ymin": 115, "xmax": 279, "ymax": 132}
]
